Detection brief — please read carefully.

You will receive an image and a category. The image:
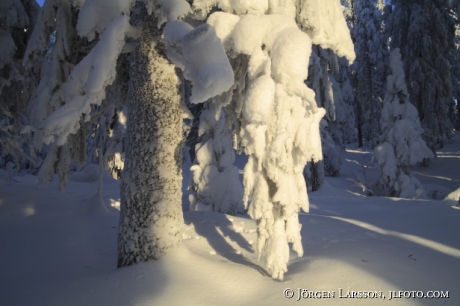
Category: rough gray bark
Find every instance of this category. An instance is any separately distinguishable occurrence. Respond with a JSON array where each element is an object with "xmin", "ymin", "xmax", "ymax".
[{"xmin": 117, "ymin": 10, "xmax": 183, "ymax": 267}]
